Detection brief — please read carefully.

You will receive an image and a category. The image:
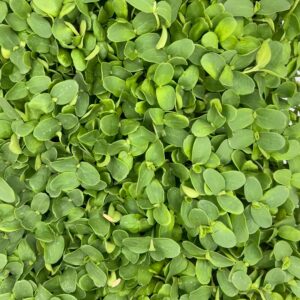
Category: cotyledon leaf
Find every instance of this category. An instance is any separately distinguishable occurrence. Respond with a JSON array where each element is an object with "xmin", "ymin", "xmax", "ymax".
[
  {"xmin": 33, "ymin": 117, "xmax": 61, "ymax": 141},
  {"xmin": 211, "ymin": 221, "xmax": 237, "ymax": 248},
  {"xmin": 43, "ymin": 236, "xmax": 65, "ymax": 264},
  {"xmin": 201, "ymin": 53, "xmax": 226, "ymax": 79},
  {"xmin": 0, "ymin": 178, "xmax": 16, "ymax": 203},
  {"xmin": 126, "ymin": 0, "xmax": 154, "ymax": 13},
  {"xmin": 107, "ymin": 21, "xmax": 136, "ymax": 42},
  {"xmin": 50, "ymin": 80, "xmax": 79, "ymax": 105}
]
